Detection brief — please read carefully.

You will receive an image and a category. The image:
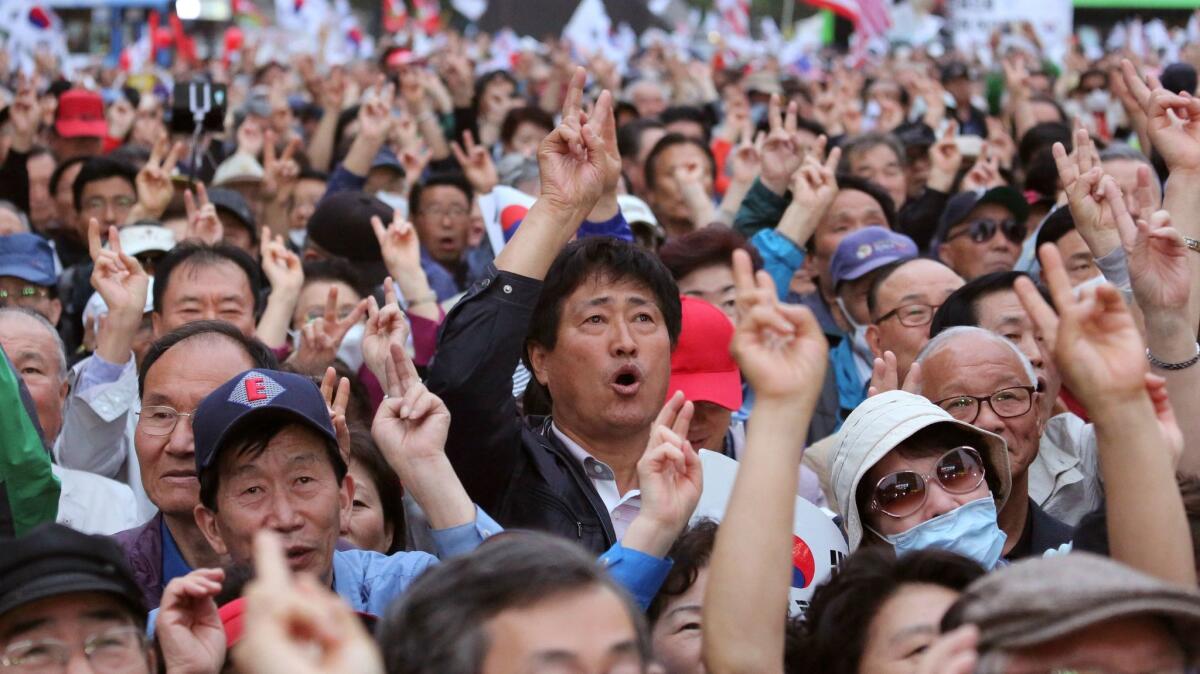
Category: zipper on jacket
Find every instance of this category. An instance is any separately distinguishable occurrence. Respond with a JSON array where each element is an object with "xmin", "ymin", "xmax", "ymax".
[{"xmin": 576, "ymin": 522, "xmax": 583, "ymax": 539}]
